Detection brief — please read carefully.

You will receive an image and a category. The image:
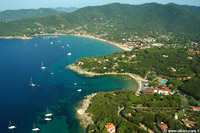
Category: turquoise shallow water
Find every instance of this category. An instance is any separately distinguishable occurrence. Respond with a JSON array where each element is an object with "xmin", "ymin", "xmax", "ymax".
[{"xmin": 0, "ymin": 35, "xmax": 138, "ymax": 133}]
